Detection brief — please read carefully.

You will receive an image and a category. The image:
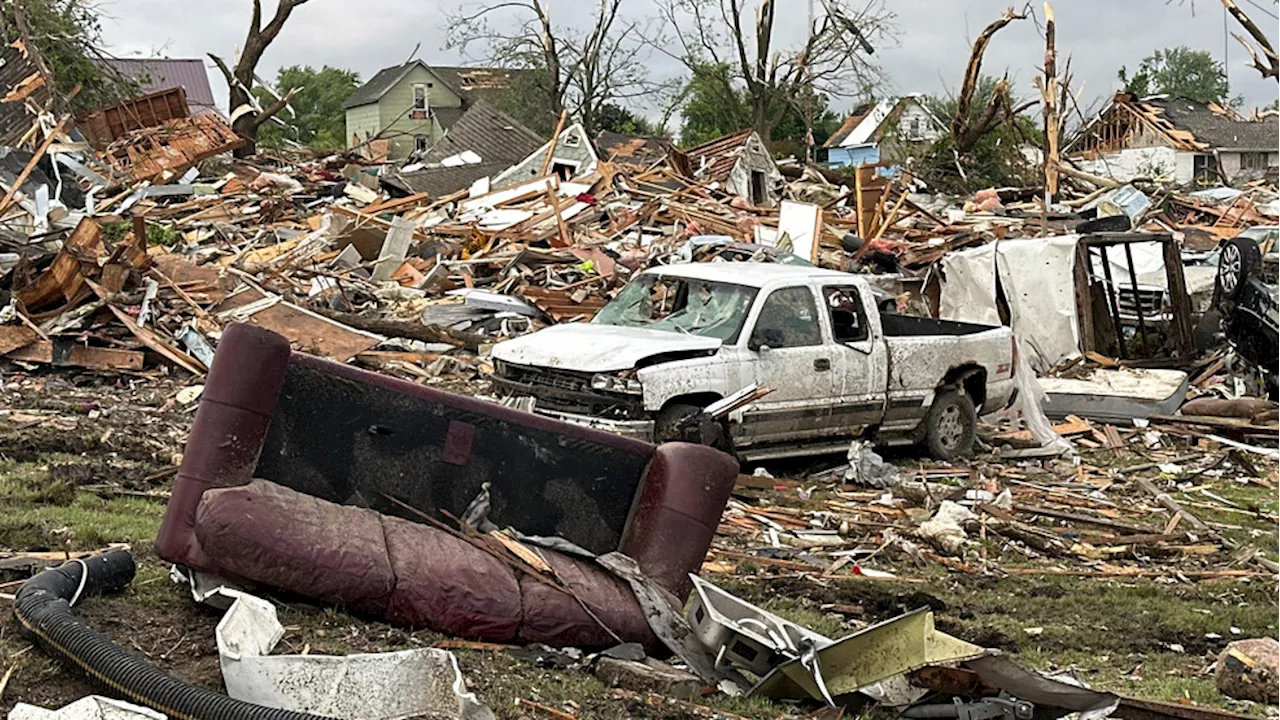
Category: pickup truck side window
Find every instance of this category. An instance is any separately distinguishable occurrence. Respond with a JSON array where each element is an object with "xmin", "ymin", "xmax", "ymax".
[
  {"xmin": 824, "ymin": 286, "xmax": 869, "ymax": 343},
  {"xmin": 754, "ymin": 287, "xmax": 822, "ymax": 347}
]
